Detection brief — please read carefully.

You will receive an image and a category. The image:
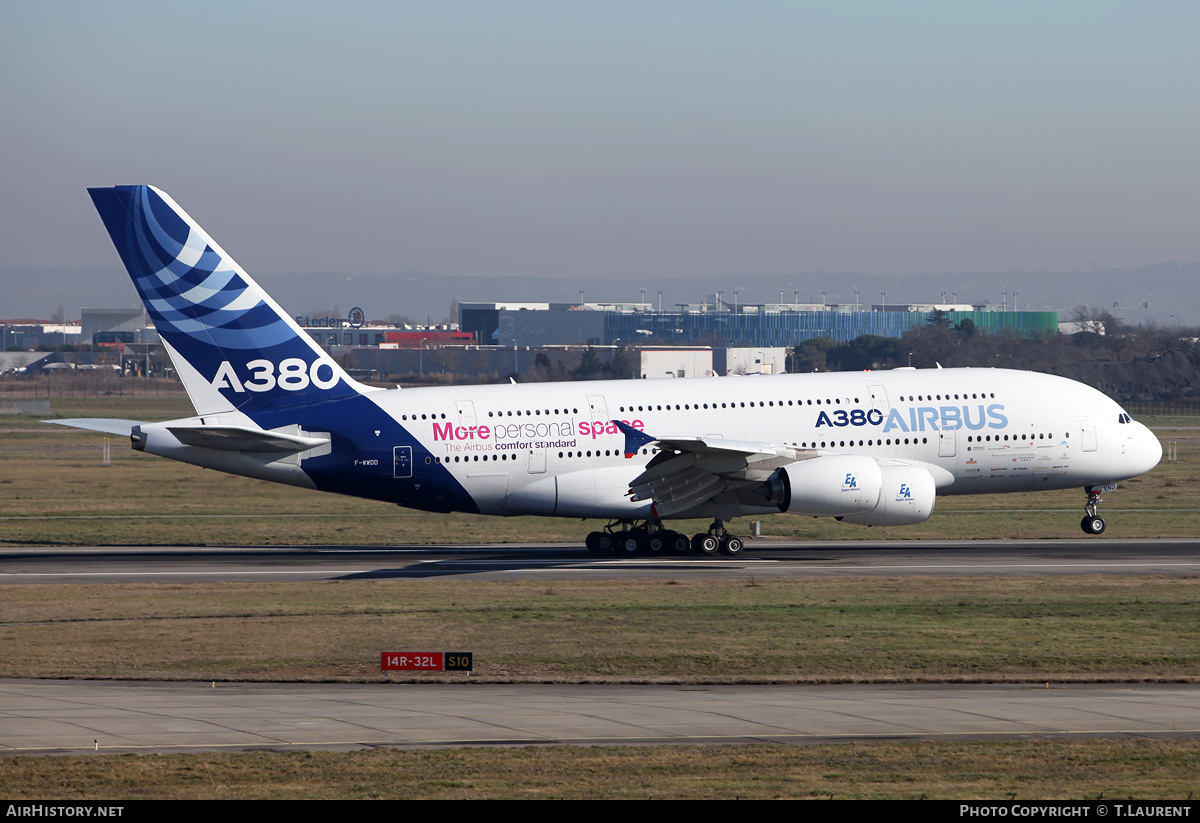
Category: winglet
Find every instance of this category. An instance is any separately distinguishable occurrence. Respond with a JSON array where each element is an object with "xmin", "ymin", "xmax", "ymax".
[{"xmin": 613, "ymin": 420, "xmax": 655, "ymax": 458}]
